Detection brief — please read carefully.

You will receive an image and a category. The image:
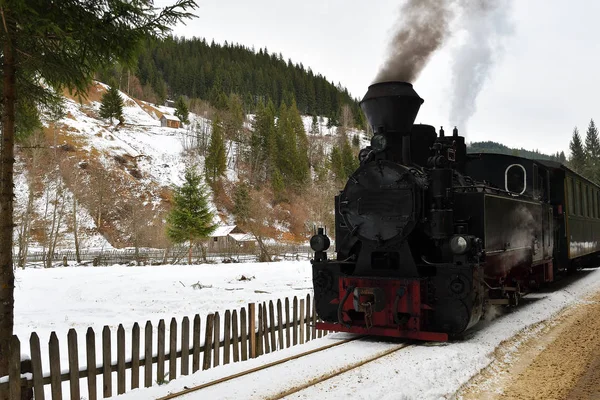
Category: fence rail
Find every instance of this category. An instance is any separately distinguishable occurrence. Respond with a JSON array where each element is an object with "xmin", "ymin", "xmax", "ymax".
[
  {"xmin": 1, "ymin": 294, "xmax": 329, "ymax": 400},
  {"xmin": 15, "ymin": 244, "xmax": 314, "ymax": 267}
]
